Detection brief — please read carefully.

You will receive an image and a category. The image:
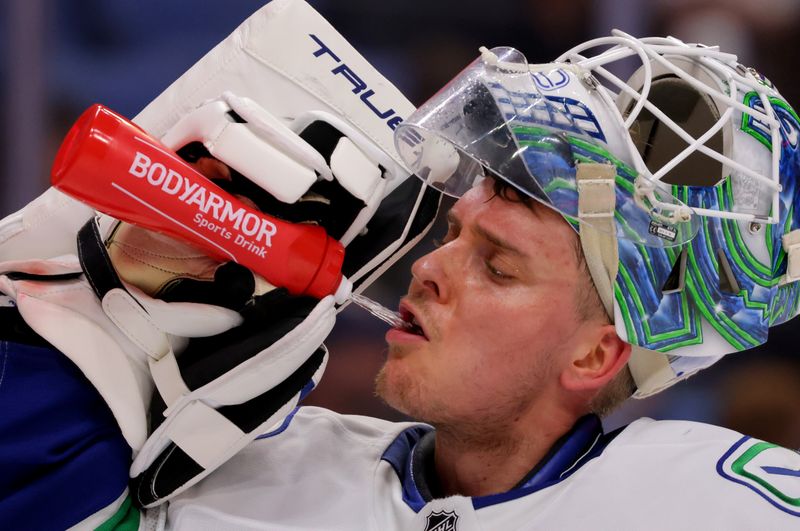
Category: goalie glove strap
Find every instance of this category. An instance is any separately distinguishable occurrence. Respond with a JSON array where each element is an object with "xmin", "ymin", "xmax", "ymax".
[
  {"xmin": 77, "ymin": 218, "xmax": 137, "ymax": 308},
  {"xmin": 77, "ymin": 218, "xmax": 192, "ymax": 407}
]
